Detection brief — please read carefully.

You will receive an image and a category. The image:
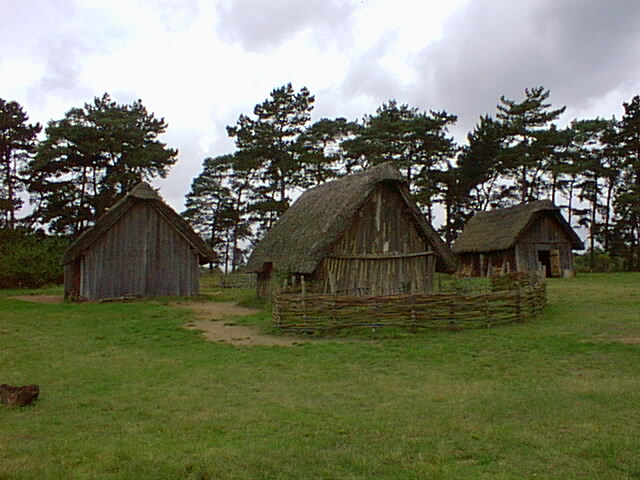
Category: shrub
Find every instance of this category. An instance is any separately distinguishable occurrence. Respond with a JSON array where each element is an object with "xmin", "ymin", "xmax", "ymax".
[
  {"xmin": 0, "ymin": 229, "xmax": 69, "ymax": 288},
  {"xmin": 575, "ymin": 248, "xmax": 626, "ymax": 273}
]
